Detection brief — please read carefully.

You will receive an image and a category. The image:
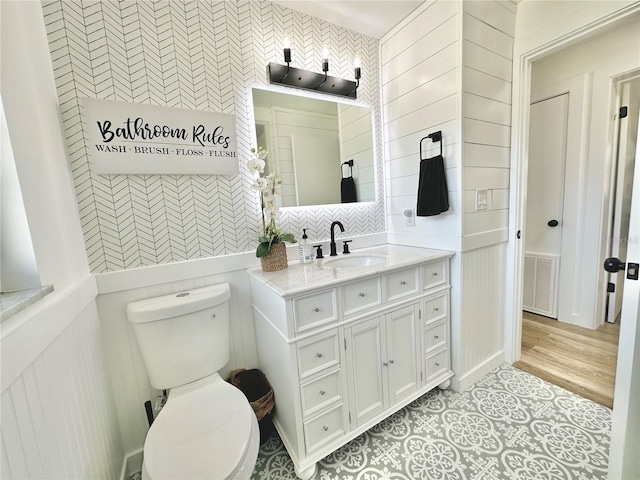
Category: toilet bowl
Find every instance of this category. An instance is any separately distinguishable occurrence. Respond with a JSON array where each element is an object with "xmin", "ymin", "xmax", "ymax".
[
  {"xmin": 127, "ymin": 284, "xmax": 259, "ymax": 480},
  {"xmin": 141, "ymin": 374, "xmax": 260, "ymax": 480}
]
